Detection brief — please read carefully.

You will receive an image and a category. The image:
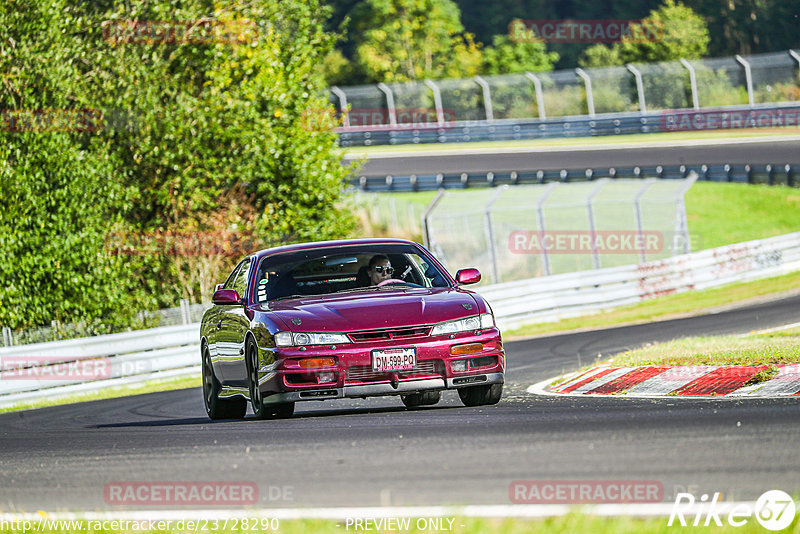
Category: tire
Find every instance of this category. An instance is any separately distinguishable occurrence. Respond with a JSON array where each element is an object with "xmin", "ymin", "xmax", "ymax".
[
  {"xmin": 202, "ymin": 344, "xmax": 246, "ymax": 420},
  {"xmin": 457, "ymin": 383, "xmax": 503, "ymax": 407},
  {"xmin": 247, "ymin": 338, "xmax": 295, "ymax": 420},
  {"xmin": 401, "ymin": 390, "xmax": 441, "ymax": 408}
]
